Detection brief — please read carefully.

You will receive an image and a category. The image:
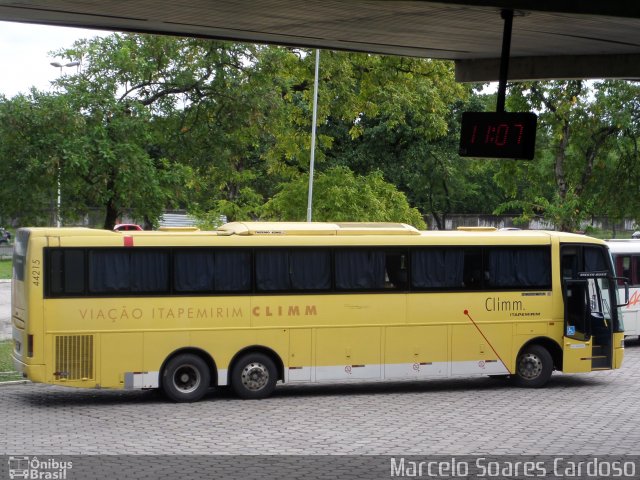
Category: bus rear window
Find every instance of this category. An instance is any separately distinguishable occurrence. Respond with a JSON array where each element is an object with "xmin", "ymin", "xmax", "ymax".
[{"xmin": 12, "ymin": 229, "xmax": 29, "ymax": 282}]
